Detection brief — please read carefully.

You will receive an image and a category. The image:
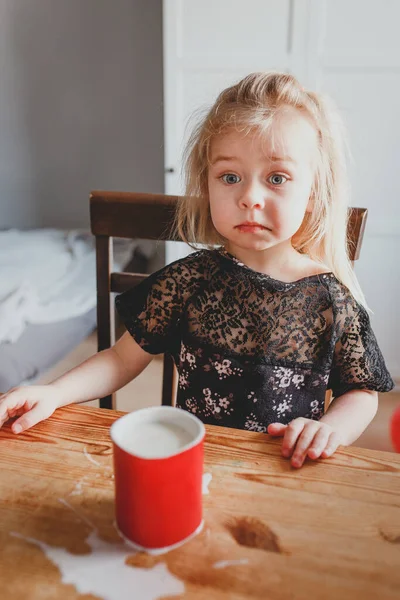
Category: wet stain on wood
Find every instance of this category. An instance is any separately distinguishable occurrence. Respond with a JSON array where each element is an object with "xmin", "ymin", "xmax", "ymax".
[
  {"xmin": 126, "ymin": 552, "xmax": 161, "ymax": 569},
  {"xmin": 380, "ymin": 529, "xmax": 400, "ymax": 544},
  {"xmin": 225, "ymin": 517, "xmax": 282, "ymax": 553}
]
